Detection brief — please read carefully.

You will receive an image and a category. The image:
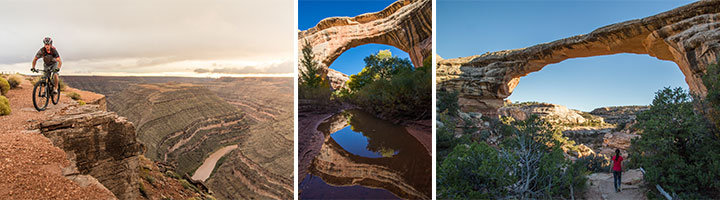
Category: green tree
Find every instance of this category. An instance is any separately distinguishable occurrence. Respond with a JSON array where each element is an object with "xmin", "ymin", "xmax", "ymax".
[
  {"xmin": 701, "ymin": 57, "xmax": 720, "ymax": 131},
  {"xmin": 298, "ymin": 39, "xmax": 331, "ymax": 100},
  {"xmin": 299, "ymin": 39, "xmax": 324, "ymax": 88},
  {"xmin": 629, "ymin": 87, "xmax": 720, "ymax": 198},
  {"xmin": 346, "ymin": 50, "xmax": 413, "ymax": 92}
]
